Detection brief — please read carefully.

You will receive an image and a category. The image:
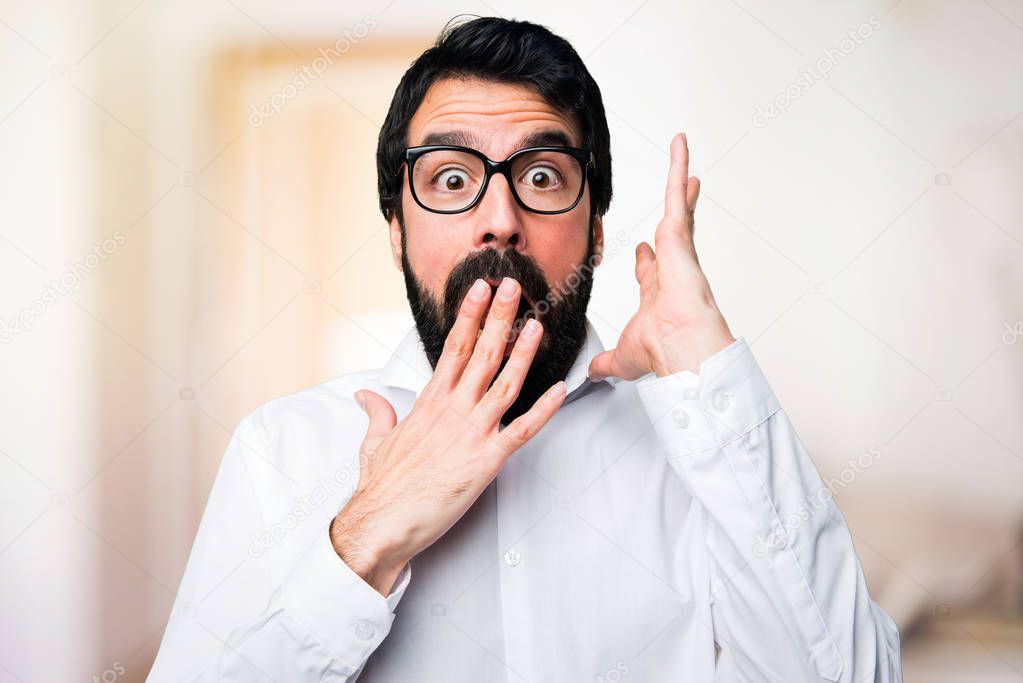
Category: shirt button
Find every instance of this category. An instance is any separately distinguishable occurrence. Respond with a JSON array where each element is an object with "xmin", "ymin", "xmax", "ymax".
[
  {"xmin": 504, "ymin": 549, "xmax": 521, "ymax": 566},
  {"xmin": 354, "ymin": 621, "xmax": 375, "ymax": 640},
  {"xmin": 712, "ymin": 390, "xmax": 731, "ymax": 412},
  {"xmin": 671, "ymin": 406, "xmax": 690, "ymax": 429}
]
